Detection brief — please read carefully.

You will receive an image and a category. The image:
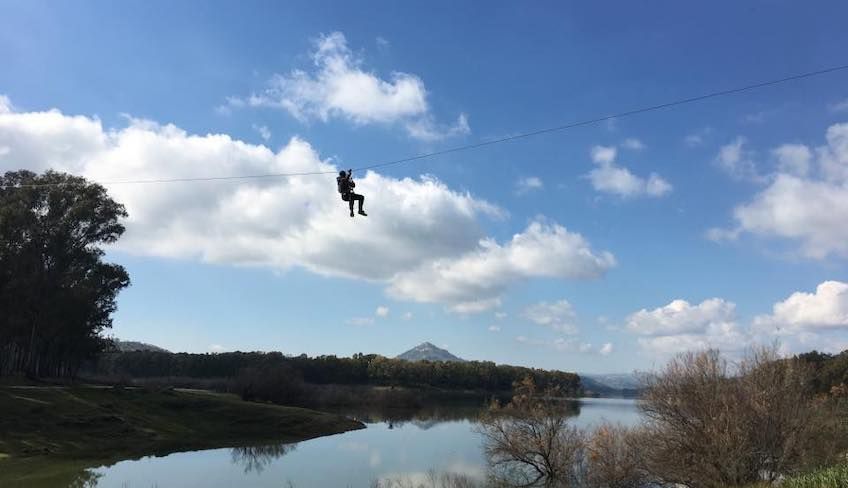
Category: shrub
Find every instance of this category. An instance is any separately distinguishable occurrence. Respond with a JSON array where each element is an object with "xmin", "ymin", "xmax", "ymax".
[{"xmin": 233, "ymin": 365, "xmax": 305, "ymax": 405}]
